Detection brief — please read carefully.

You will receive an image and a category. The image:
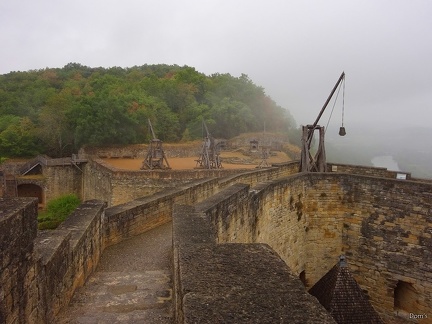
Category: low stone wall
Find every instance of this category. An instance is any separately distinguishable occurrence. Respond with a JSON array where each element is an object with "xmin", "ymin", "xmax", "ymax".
[
  {"xmin": 172, "ymin": 204, "xmax": 335, "ymax": 323},
  {"xmin": 218, "ymin": 161, "xmax": 299, "ymax": 189},
  {"xmin": 35, "ymin": 200, "xmax": 106, "ymax": 321},
  {"xmin": 0, "ymin": 198, "xmax": 105, "ymax": 324},
  {"xmin": 81, "ymin": 142, "xmax": 202, "ymax": 159},
  {"xmin": 328, "ymin": 162, "xmax": 412, "ymax": 179},
  {"xmin": 83, "ymin": 159, "xmax": 300, "ymax": 207},
  {"xmin": 103, "ymin": 177, "xmax": 219, "ymax": 247}
]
